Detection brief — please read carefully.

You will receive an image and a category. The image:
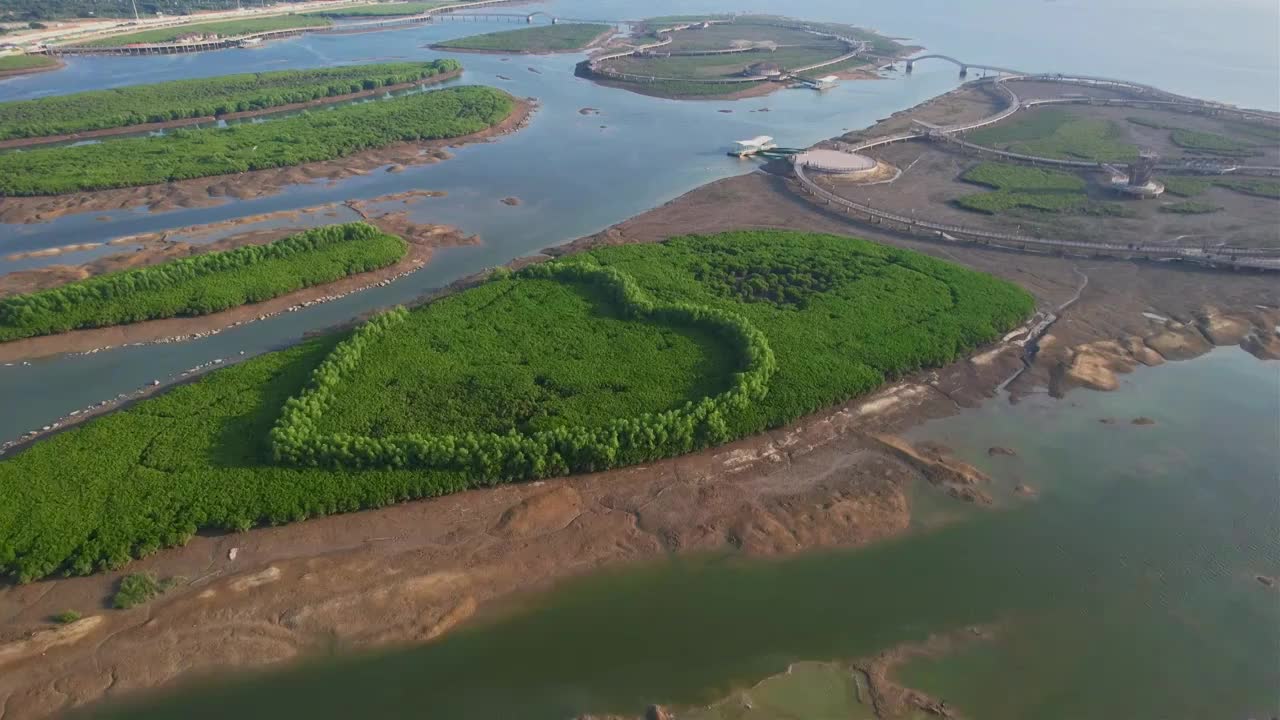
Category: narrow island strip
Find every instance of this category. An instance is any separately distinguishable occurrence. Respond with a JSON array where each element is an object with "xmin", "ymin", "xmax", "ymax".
[
  {"xmin": 0, "ymin": 53, "xmax": 63, "ymax": 78},
  {"xmin": 0, "ymin": 60, "xmax": 463, "ymax": 147},
  {"xmin": 0, "ymin": 84, "xmax": 517, "ymax": 196},
  {"xmin": 78, "ymin": 14, "xmax": 333, "ymax": 48},
  {"xmin": 0, "ymin": 222, "xmax": 405, "ymax": 344},
  {"xmin": 431, "ymin": 23, "xmax": 615, "ymax": 54}
]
